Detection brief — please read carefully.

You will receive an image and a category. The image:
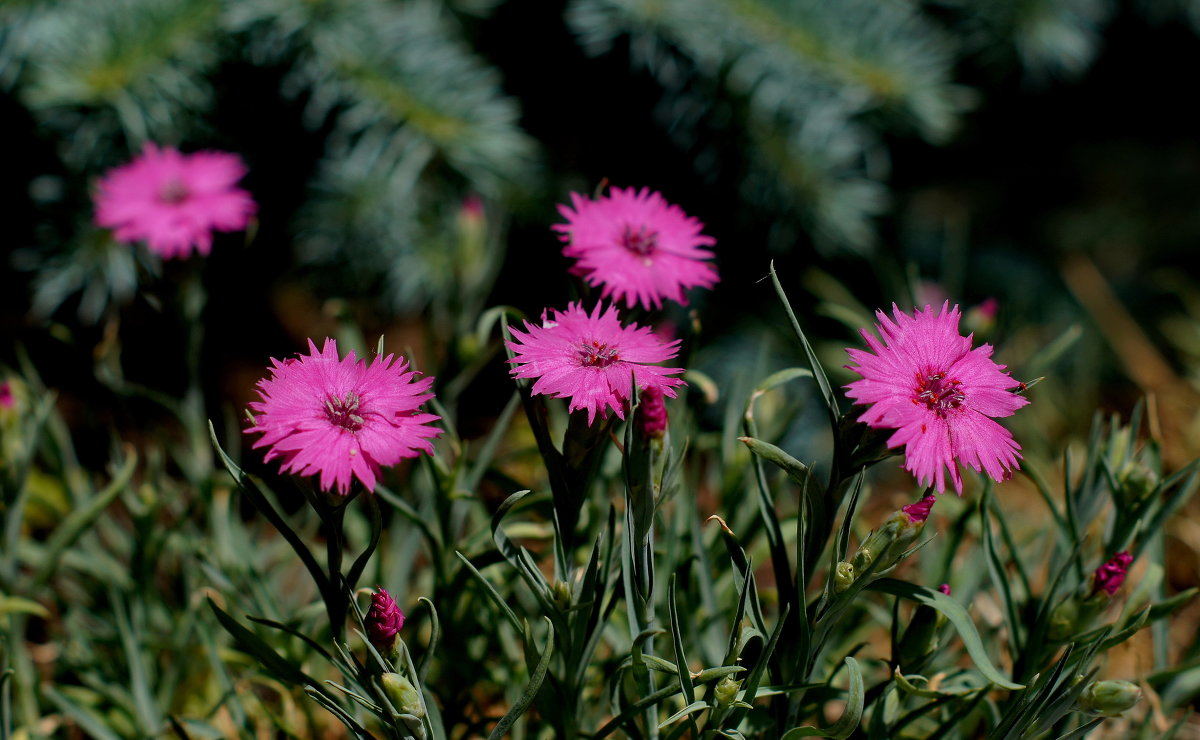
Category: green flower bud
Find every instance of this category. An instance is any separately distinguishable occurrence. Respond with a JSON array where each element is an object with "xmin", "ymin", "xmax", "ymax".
[
  {"xmin": 1048, "ymin": 597, "xmax": 1081, "ymax": 641},
  {"xmin": 1078, "ymin": 679, "xmax": 1142, "ymax": 717},
  {"xmin": 834, "ymin": 561, "xmax": 856, "ymax": 593},
  {"xmin": 381, "ymin": 672, "xmax": 426, "ymax": 719},
  {"xmin": 714, "ymin": 675, "xmax": 743, "ymax": 707},
  {"xmin": 552, "ymin": 580, "xmax": 573, "ymax": 611}
]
